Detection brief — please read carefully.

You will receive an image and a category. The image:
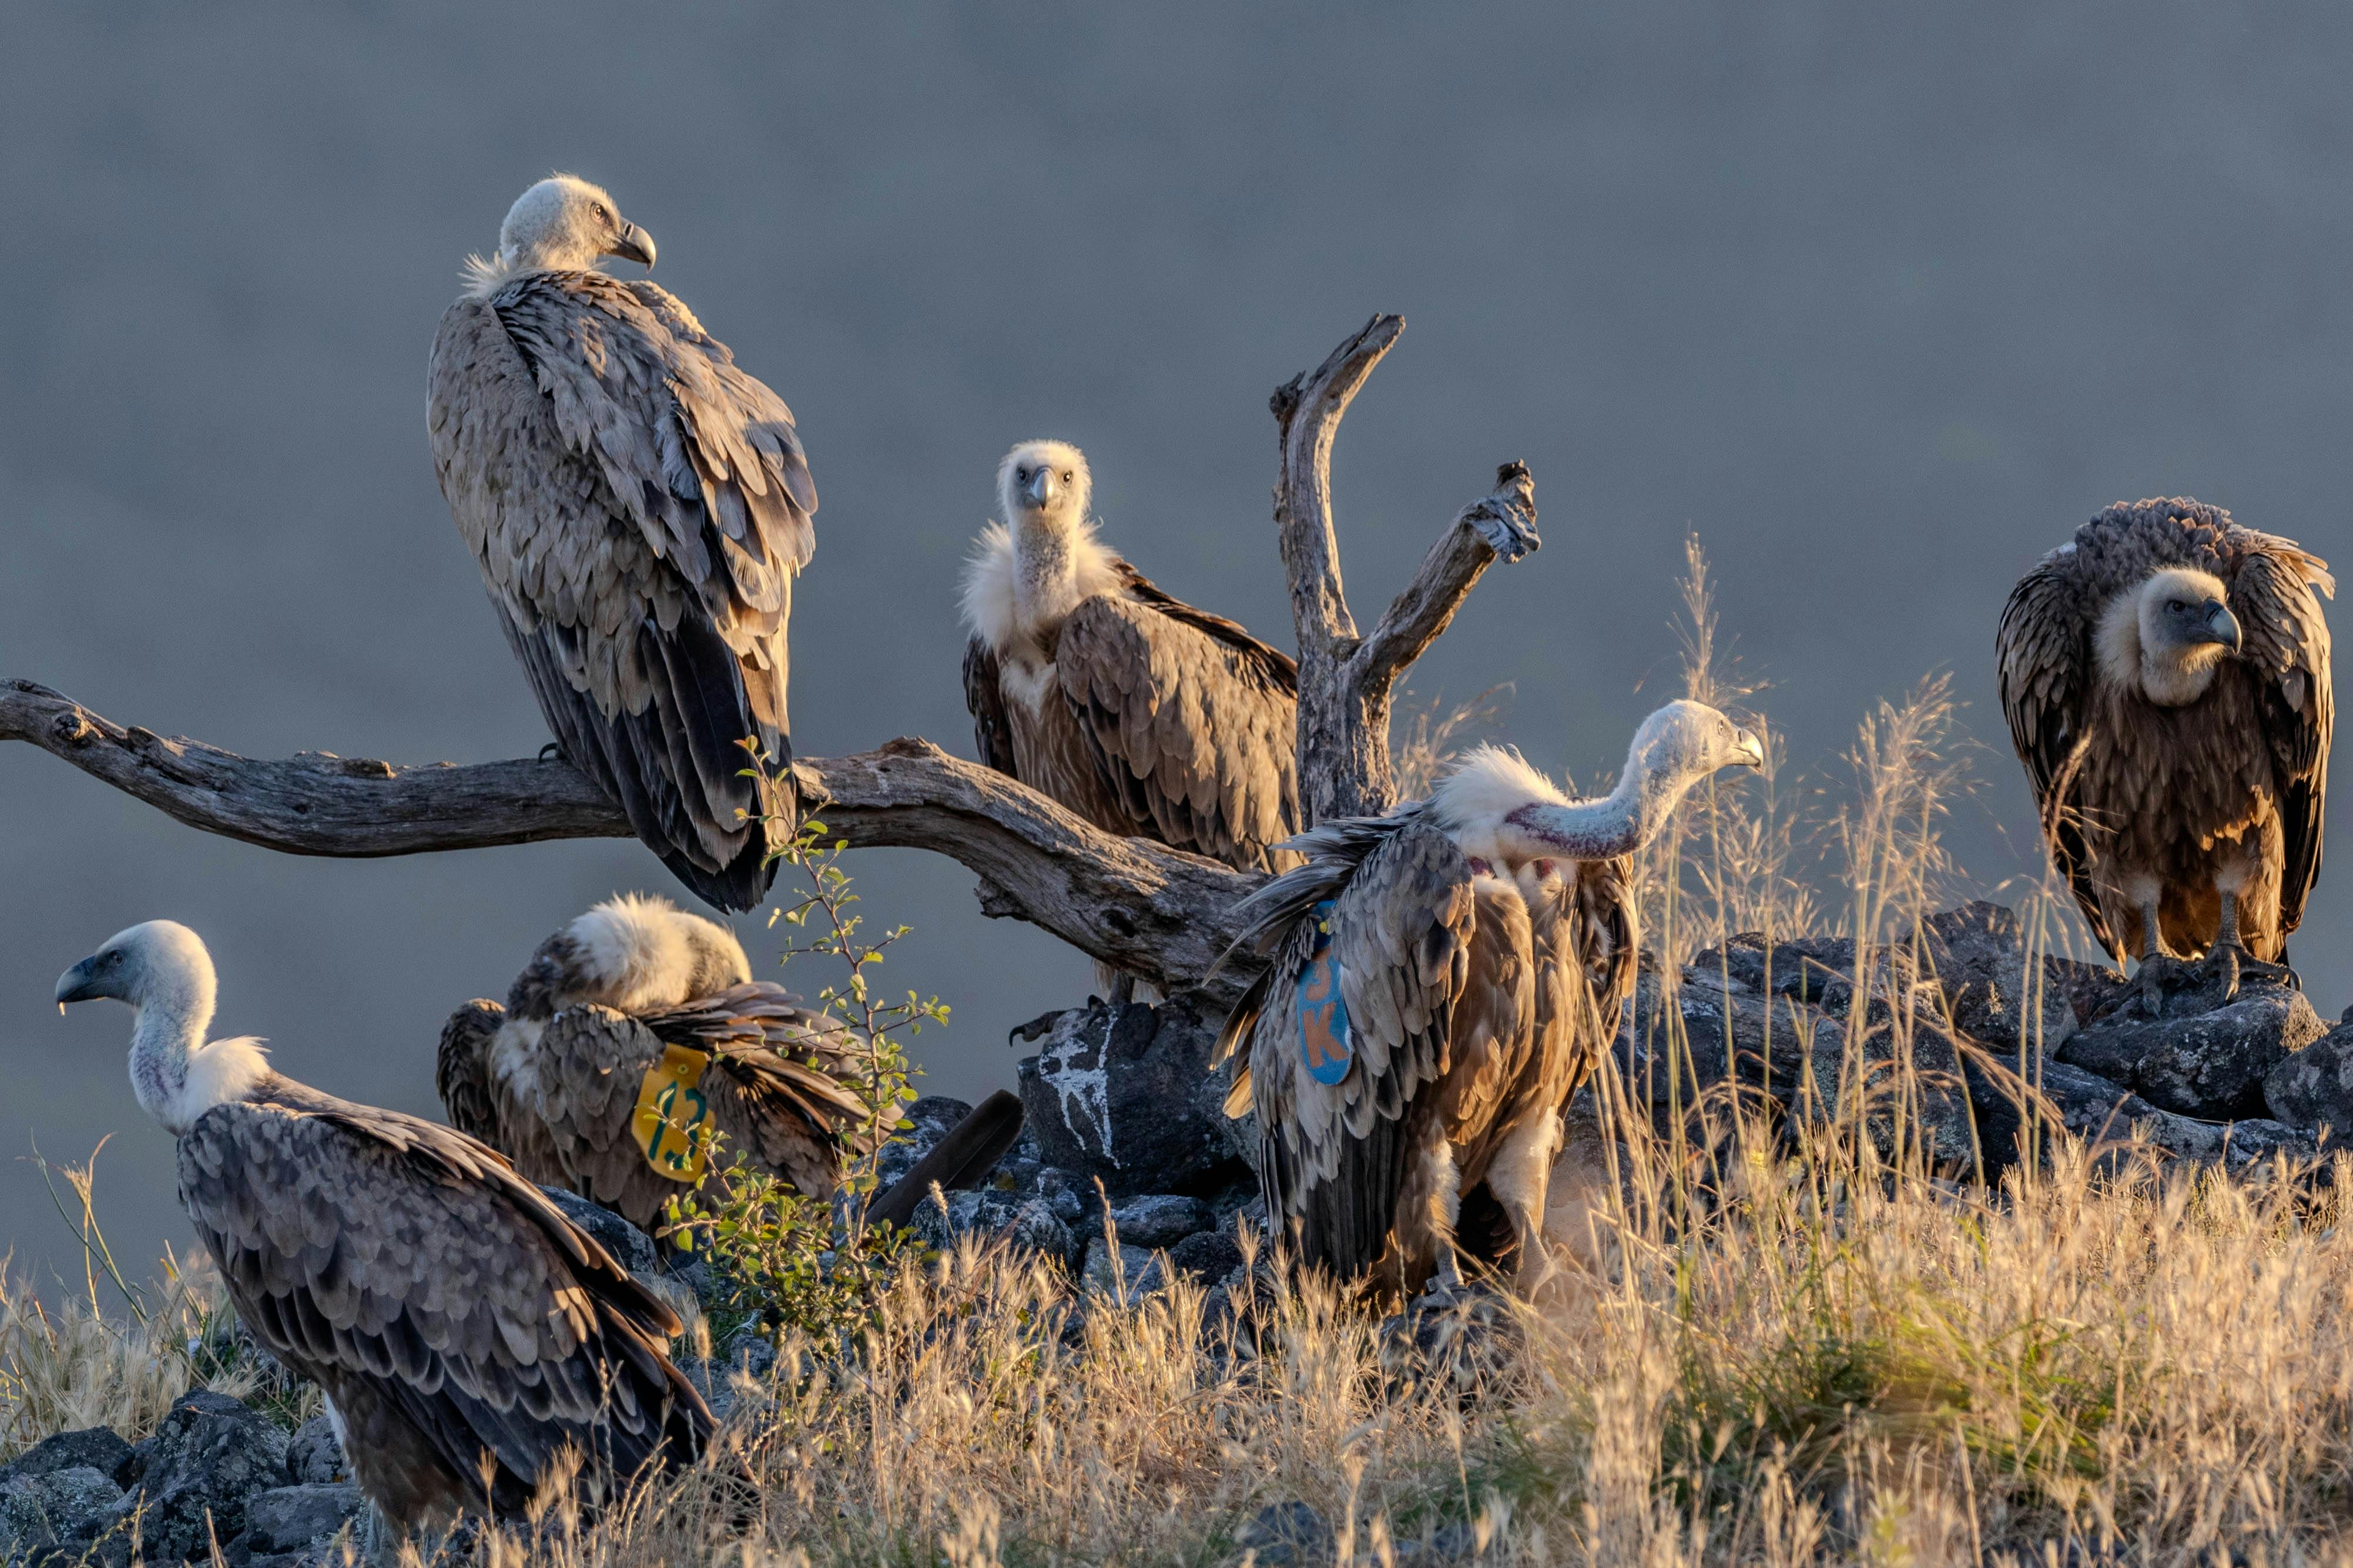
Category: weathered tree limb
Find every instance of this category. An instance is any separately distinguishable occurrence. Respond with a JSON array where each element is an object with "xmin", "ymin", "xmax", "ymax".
[
  {"xmin": 0, "ymin": 680, "xmax": 1261, "ymax": 1002},
  {"xmin": 1271, "ymin": 319, "xmax": 1541, "ymax": 822}
]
